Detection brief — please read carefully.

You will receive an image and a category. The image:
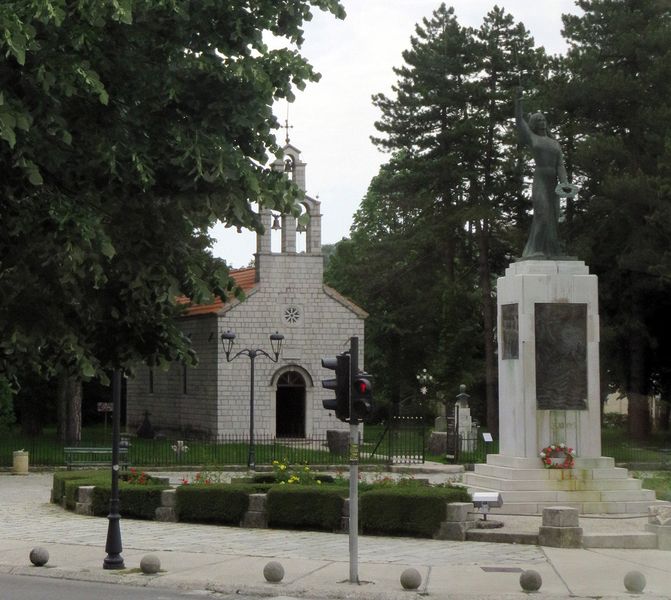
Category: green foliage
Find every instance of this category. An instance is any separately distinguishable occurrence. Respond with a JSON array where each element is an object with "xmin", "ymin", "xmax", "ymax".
[
  {"xmin": 175, "ymin": 484, "xmax": 250, "ymax": 525},
  {"xmin": 359, "ymin": 486, "xmax": 471, "ymax": 538},
  {"xmin": 326, "ymin": 5, "xmax": 546, "ymax": 430},
  {"xmin": 53, "ymin": 469, "xmax": 168, "ymax": 512},
  {"xmin": 639, "ymin": 472, "xmax": 671, "ymax": 502},
  {"xmin": 51, "ymin": 469, "xmax": 106, "ymax": 504},
  {"xmin": 555, "ymin": 0, "xmax": 671, "ymax": 436},
  {"xmin": 0, "ymin": 0, "xmax": 345, "ymax": 396},
  {"xmin": 266, "ymin": 486, "xmax": 344, "ymax": 531},
  {"xmin": 91, "ymin": 484, "xmax": 167, "ymax": 519},
  {"xmin": 0, "ymin": 376, "xmax": 15, "ymax": 430}
]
